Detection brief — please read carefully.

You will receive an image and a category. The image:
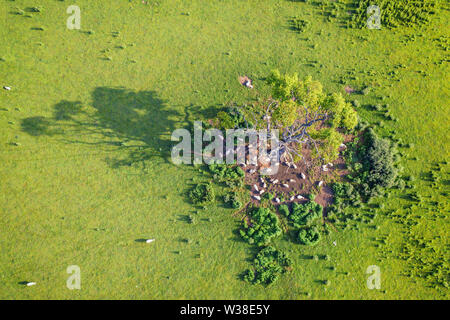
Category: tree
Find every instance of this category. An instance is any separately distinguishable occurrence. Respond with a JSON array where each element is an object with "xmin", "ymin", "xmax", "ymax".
[{"xmin": 238, "ymin": 70, "xmax": 358, "ymax": 167}]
